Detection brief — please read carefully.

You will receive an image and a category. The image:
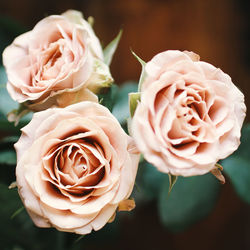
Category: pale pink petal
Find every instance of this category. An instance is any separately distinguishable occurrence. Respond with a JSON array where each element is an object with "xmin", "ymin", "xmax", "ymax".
[
  {"xmin": 40, "ymin": 202, "xmax": 98, "ymax": 229},
  {"xmin": 132, "ymin": 50, "xmax": 246, "ymax": 177},
  {"xmin": 71, "ymin": 184, "xmax": 119, "ymax": 215},
  {"xmin": 90, "ymin": 204, "xmax": 117, "ymax": 231}
]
